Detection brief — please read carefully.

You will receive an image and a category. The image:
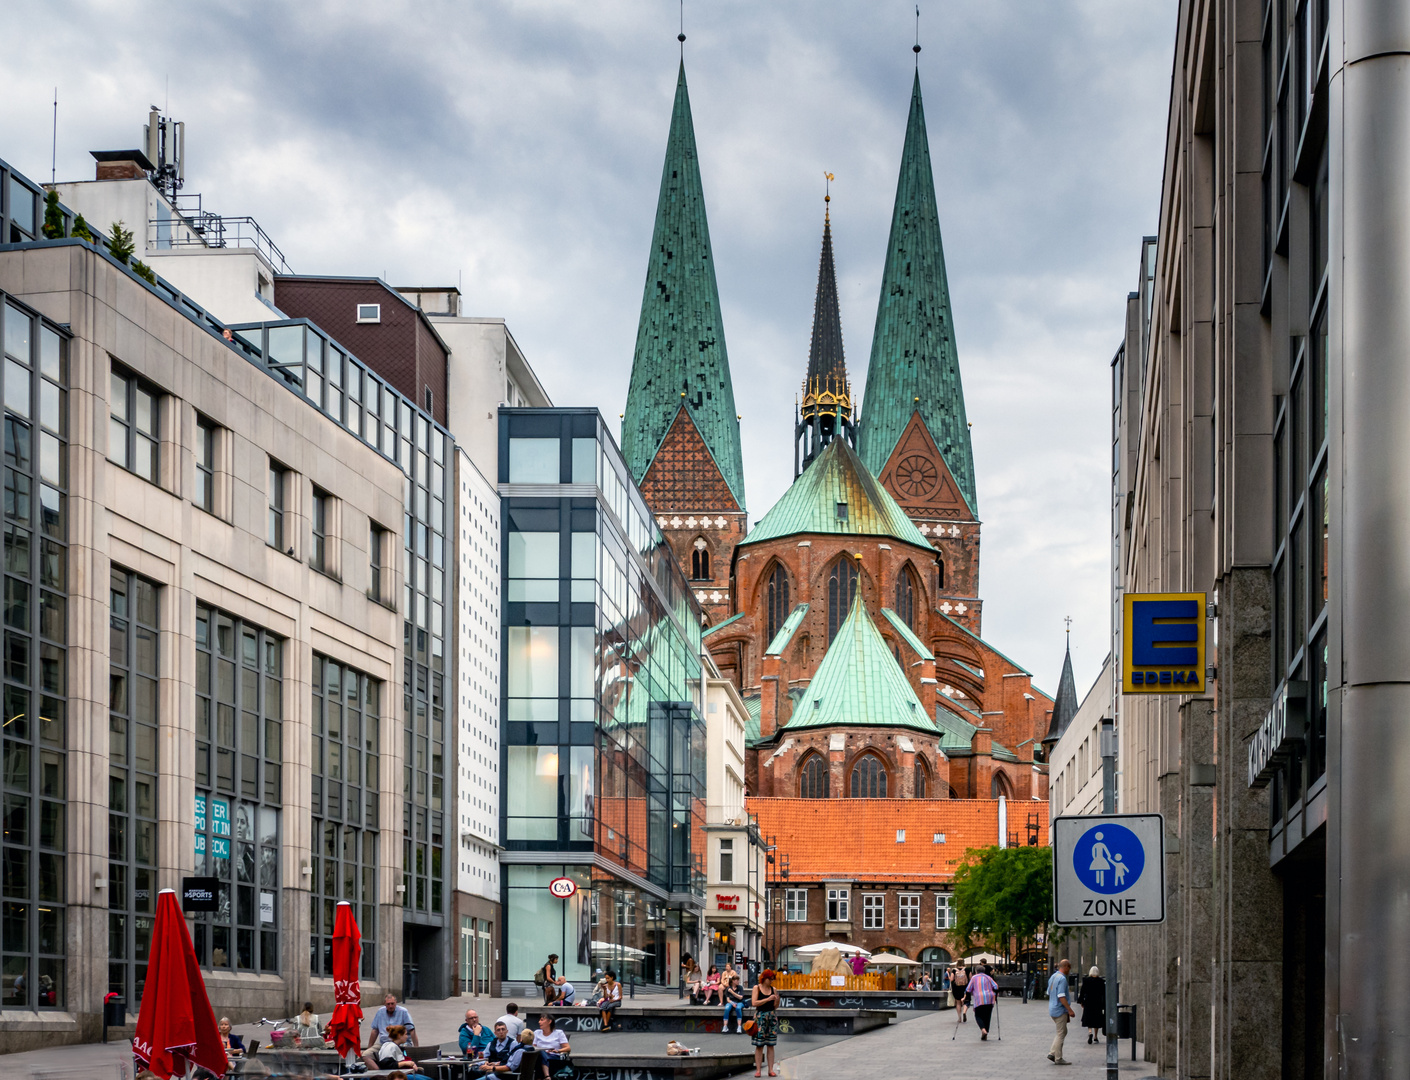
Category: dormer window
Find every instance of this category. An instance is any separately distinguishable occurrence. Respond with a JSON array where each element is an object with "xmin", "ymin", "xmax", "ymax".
[
  {"xmin": 356, "ymin": 304, "xmax": 381, "ymax": 324},
  {"xmin": 836, "ymin": 501, "xmax": 848, "ymax": 521}
]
